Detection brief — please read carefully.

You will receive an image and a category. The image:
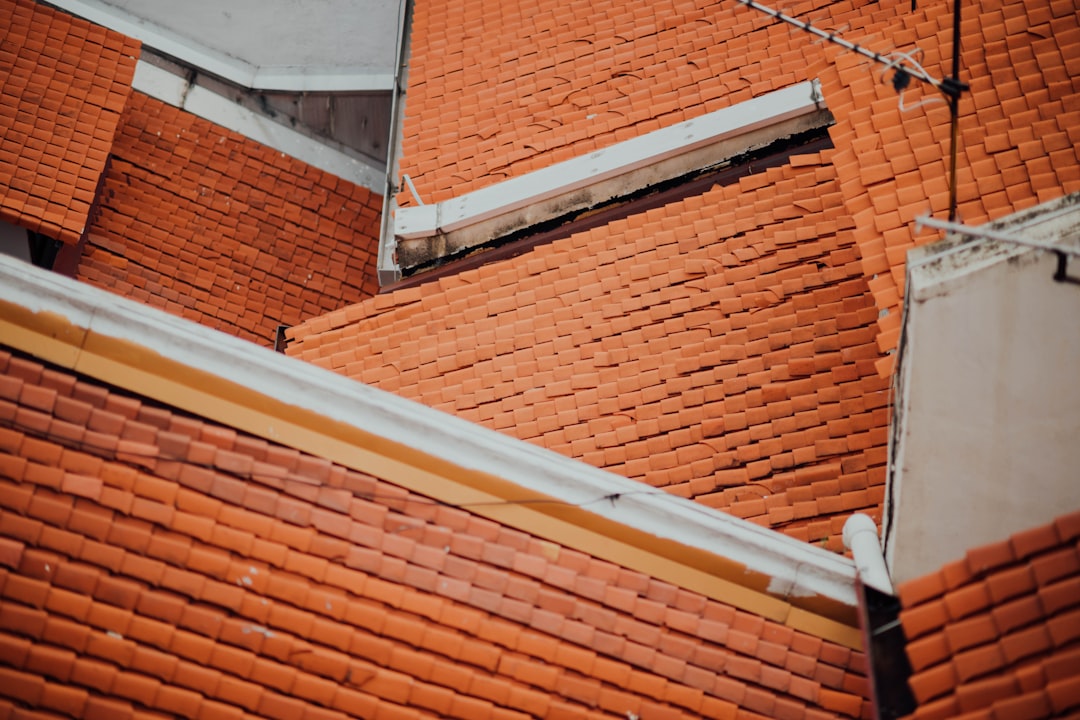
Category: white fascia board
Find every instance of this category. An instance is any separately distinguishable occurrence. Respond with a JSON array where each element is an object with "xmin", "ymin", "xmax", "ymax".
[
  {"xmin": 395, "ymin": 80, "xmax": 825, "ymax": 241},
  {"xmin": 251, "ymin": 68, "xmax": 396, "ymax": 93},
  {"xmin": 0, "ymin": 256, "xmax": 856, "ymax": 606},
  {"xmin": 49, "ymin": 0, "xmax": 394, "ymax": 92},
  {"xmin": 132, "ymin": 62, "xmax": 384, "ymax": 192}
]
